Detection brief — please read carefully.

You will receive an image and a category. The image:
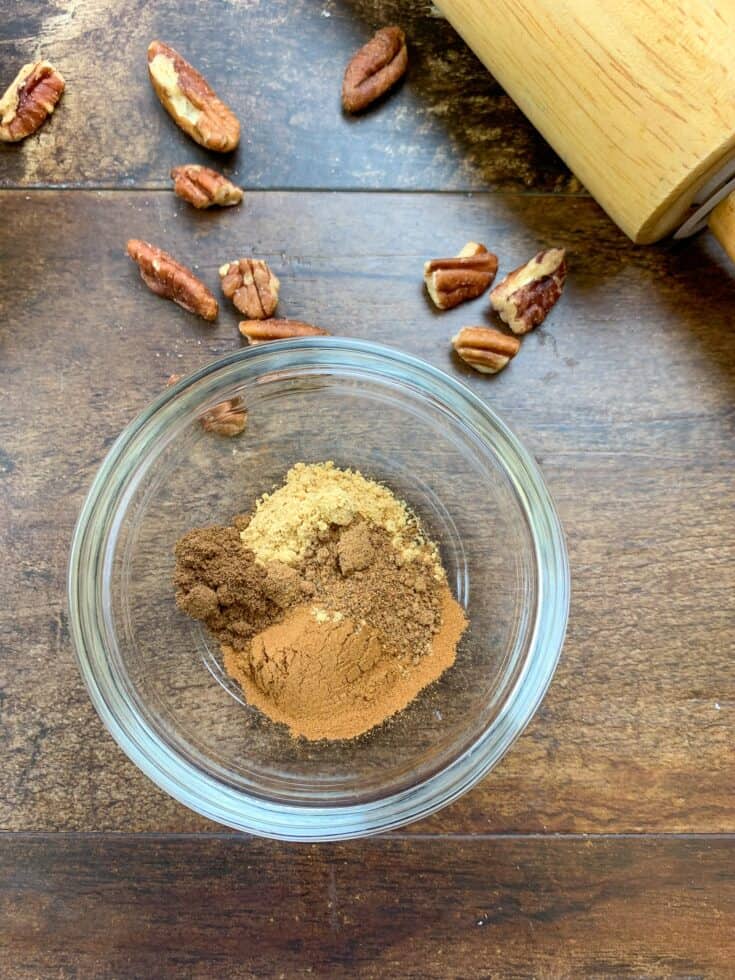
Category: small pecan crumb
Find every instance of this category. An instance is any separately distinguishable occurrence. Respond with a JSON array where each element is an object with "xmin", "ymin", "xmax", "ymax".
[
  {"xmin": 126, "ymin": 239, "xmax": 218, "ymax": 322},
  {"xmin": 166, "ymin": 373, "xmax": 183, "ymax": 387},
  {"xmin": 171, "ymin": 165, "xmax": 243, "ymax": 209},
  {"xmin": 0, "ymin": 61, "xmax": 65, "ymax": 142},
  {"xmin": 424, "ymin": 242, "xmax": 498, "ymax": 310},
  {"xmin": 452, "ymin": 326, "xmax": 521, "ymax": 374},
  {"xmin": 219, "ymin": 259, "xmax": 279, "ymax": 319},
  {"xmin": 239, "ymin": 319, "xmax": 329, "ymax": 345},
  {"xmin": 490, "ymin": 248, "xmax": 567, "ymax": 334},
  {"xmin": 342, "ymin": 26, "xmax": 408, "ymax": 113},
  {"xmin": 147, "ymin": 40, "xmax": 240, "ymax": 152},
  {"xmin": 200, "ymin": 397, "xmax": 247, "ymax": 437}
]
